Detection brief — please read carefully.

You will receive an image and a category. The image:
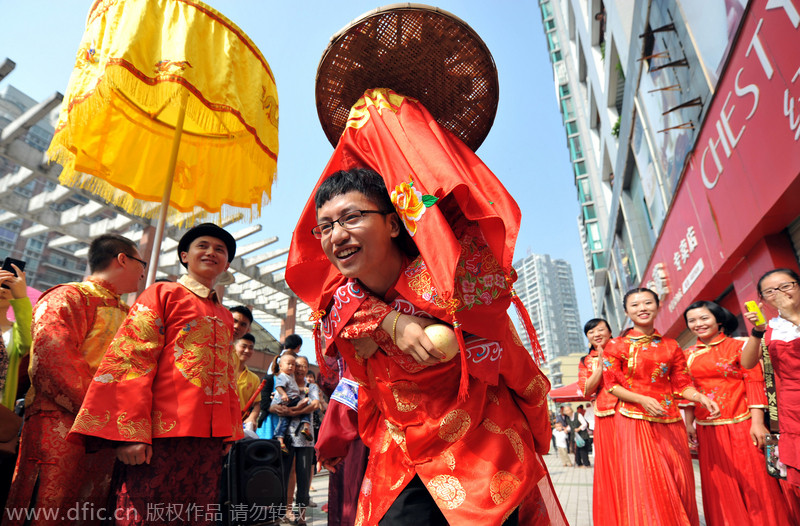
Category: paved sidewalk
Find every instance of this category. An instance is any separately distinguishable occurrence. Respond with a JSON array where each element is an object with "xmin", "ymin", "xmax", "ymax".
[
  {"xmin": 543, "ymin": 450, "xmax": 707, "ymax": 526},
  {"xmin": 298, "ymin": 453, "xmax": 707, "ymax": 525}
]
